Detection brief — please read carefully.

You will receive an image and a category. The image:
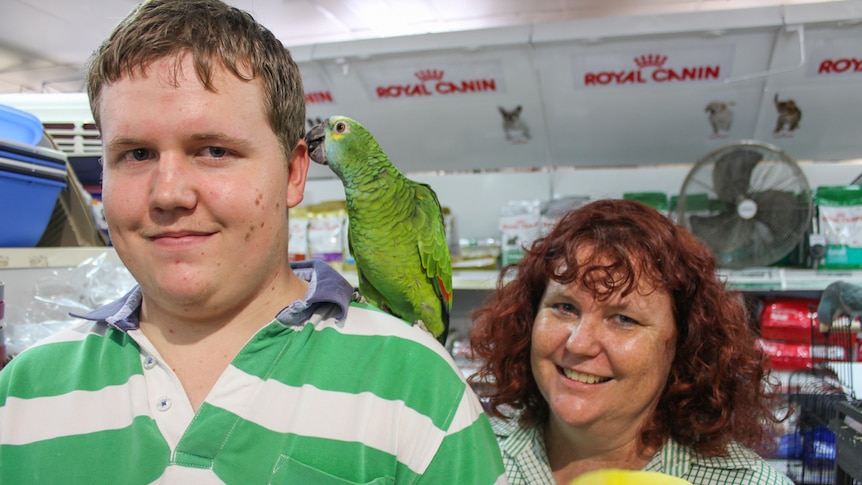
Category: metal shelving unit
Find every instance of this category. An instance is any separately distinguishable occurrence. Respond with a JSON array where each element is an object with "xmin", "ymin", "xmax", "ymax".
[{"xmin": 4, "ymin": 247, "xmax": 862, "ymax": 292}]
